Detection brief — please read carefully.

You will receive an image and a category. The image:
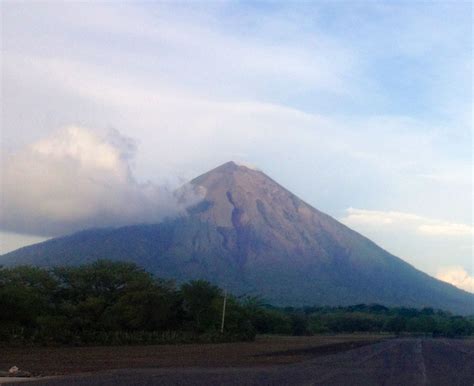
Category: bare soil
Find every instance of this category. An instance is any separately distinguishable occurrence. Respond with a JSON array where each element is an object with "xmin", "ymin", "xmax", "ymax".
[{"xmin": 0, "ymin": 334, "xmax": 387, "ymax": 376}]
